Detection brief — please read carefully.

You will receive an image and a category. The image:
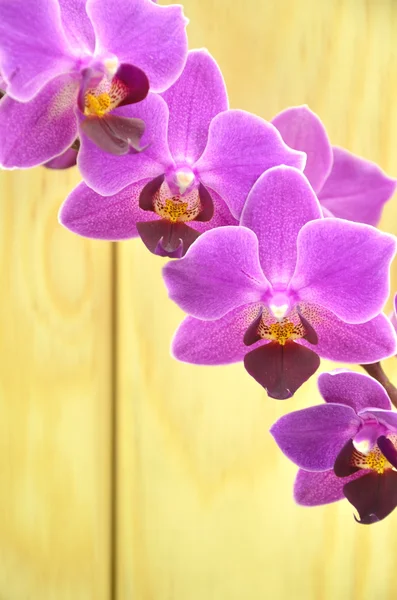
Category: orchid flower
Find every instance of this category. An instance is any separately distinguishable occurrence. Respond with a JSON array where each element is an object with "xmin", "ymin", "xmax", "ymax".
[
  {"xmin": 0, "ymin": 0, "xmax": 188, "ymax": 167},
  {"xmin": 59, "ymin": 50, "xmax": 305, "ymax": 257},
  {"xmin": 163, "ymin": 166, "xmax": 397, "ymax": 399},
  {"xmin": 272, "ymin": 106, "xmax": 396, "ymax": 226},
  {"xmin": 271, "ymin": 370, "xmax": 397, "ymax": 524}
]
